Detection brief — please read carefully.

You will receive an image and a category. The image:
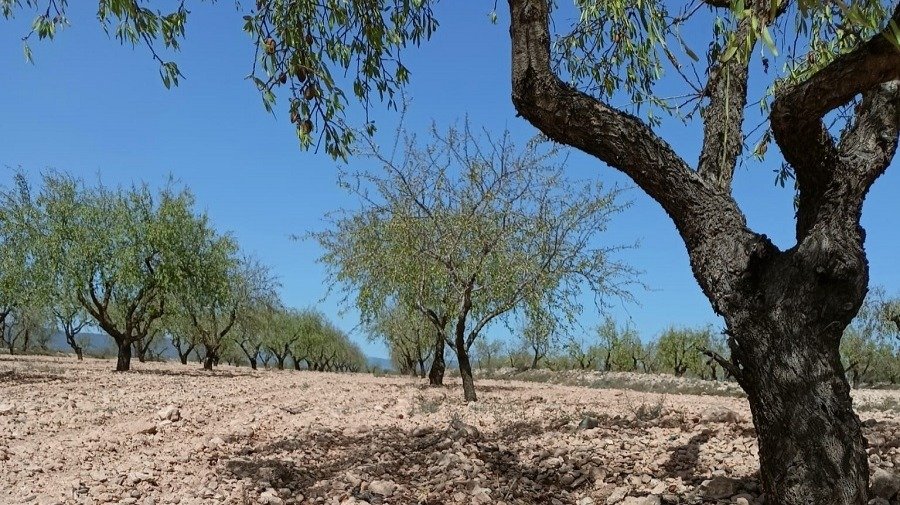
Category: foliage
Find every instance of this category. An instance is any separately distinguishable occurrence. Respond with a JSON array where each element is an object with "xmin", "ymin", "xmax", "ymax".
[
  {"xmin": 656, "ymin": 326, "xmax": 716, "ymax": 378},
  {"xmin": 315, "ymin": 121, "xmax": 633, "ymax": 400},
  {"xmin": 2, "ymin": 0, "xmax": 439, "ymax": 158},
  {"xmin": 596, "ymin": 316, "xmax": 642, "ymax": 372},
  {"xmin": 0, "ymin": 172, "xmax": 51, "ymax": 354},
  {"xmin": 367, "ymin": 303, "xmax": 432, "ymax": 377},
  {"xmin": 841, "ymin": 287, "xmax": 900, "ymax": 387}
]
